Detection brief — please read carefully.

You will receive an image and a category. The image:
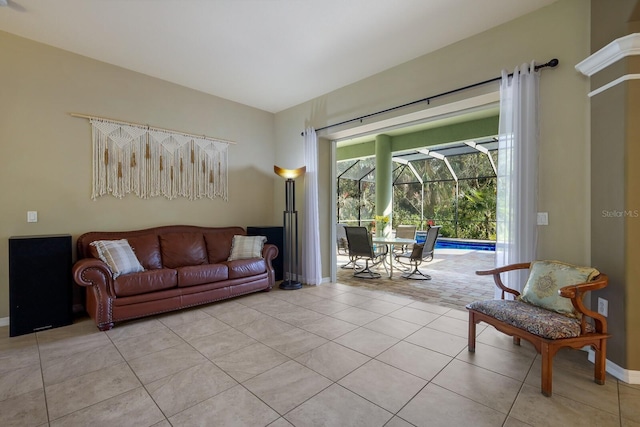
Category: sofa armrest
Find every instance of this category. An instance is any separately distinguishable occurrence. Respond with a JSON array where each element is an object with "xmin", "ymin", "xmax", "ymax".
[
  {"xmin": 262, "ymin": 243, "xmax": 278, "ymax": 262},
  {"xmin": 72, "ymin": 258, "xmax": 116, "ymax": 298},
  {"xmin": 72, "ymin": 258, "xmax": 117, "ymax": 329},
  {"xmin": 262, "ymin": 243, "xmax": 278, "ymax": 287}
]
